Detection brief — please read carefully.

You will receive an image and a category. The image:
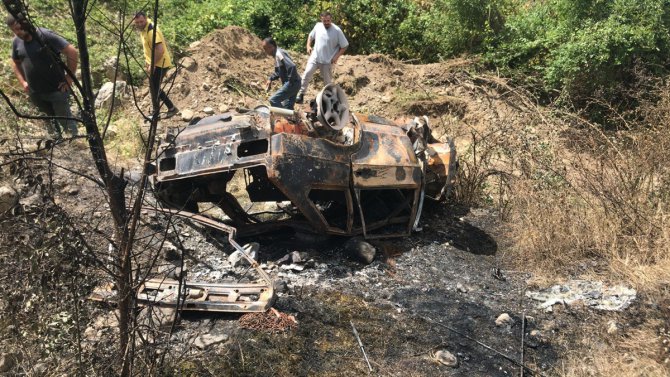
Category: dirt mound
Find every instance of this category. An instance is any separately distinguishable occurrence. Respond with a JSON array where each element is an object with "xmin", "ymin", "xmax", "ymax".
[
  {"xmin": 161, "ymin": 25, "xmax": 550, "ymax": 162},
  {"xmin": 192, "ymin": 26, "xmax": 266, "ymax": 62}
]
